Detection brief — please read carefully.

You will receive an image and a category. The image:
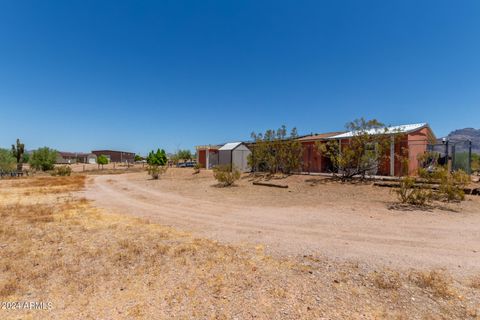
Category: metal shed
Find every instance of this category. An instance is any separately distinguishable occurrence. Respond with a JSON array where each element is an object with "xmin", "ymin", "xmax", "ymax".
[{"xmin": 218, "ymin": 142, "xmax": 251, "ymax": 172}]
